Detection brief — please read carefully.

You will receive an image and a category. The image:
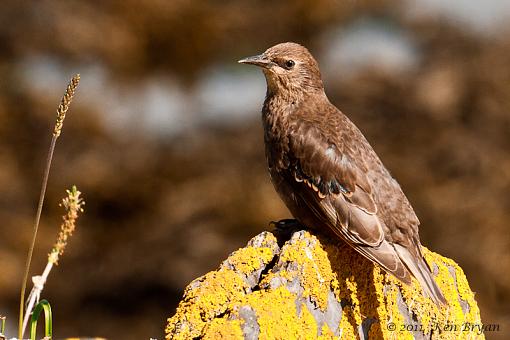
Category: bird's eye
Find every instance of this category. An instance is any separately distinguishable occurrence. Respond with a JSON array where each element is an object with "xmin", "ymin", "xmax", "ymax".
[{"xmin": 284, "ymin": 60, "xmax": 295, "ymax": 69}]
